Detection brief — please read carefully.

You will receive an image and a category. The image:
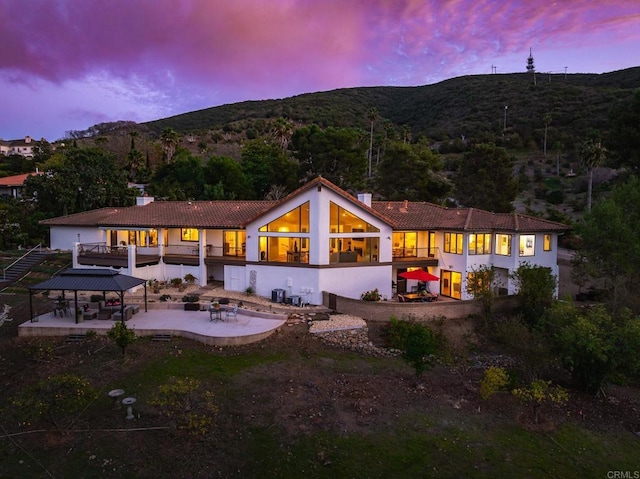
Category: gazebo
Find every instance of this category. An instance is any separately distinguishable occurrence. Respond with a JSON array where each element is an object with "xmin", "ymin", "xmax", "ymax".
[{"xmin": 28, "ymin": 268, "xmax": 148, "ymax": 323}]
